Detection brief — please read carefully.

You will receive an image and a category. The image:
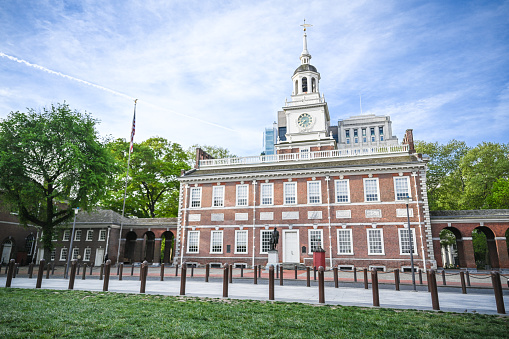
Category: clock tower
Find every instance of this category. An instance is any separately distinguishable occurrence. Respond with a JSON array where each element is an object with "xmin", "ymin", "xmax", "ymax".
[{"xmin": 275, "ymin": 21, "xmax": 335, "ymax": 154}]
